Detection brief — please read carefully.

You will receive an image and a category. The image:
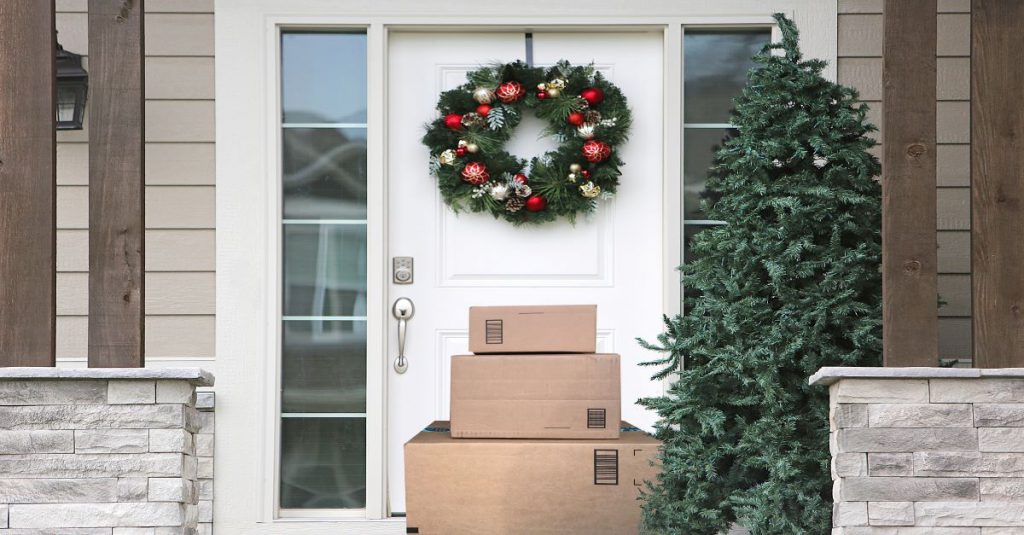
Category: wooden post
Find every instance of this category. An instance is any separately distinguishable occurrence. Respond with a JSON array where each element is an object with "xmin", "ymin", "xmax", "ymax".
[
  {"xmin": 0, "ymin": 1, "xmax": 57, "ymax": 367},
  {"xmin": 882, "ymin": 0, "xmax": 939, "ymax": 366},
  {"xmin": 972, "ymin": 1, "xmax": 1024, "ymax": 367},
  {"xmin": 88, "ymin": 0, "xmax": 145, "ymax": 367}
]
